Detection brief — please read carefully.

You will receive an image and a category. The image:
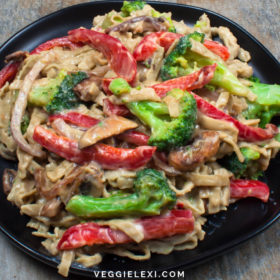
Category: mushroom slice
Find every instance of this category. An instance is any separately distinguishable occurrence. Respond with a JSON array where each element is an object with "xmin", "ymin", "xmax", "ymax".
[
  {"xmin": 41, "ymin": 198, "xmax": 62, "ymax": 218},
  {"xmin": 79, "ymin": 115, "xmax": 138, "ymax": 149},
  {"xmin": 74, "ymin": 75, "xmax": 102, "ymax": 102},
  {"xmin": 5, "ymin": 51, "xmax": 28, "ymax": 63},
  {"xmin": 2, "ymin": 169, "xmax": 17, "ymax": 195},
  {"xmin": 168, "ymin": 131, "xmax": 220, "ymax": 171}
]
